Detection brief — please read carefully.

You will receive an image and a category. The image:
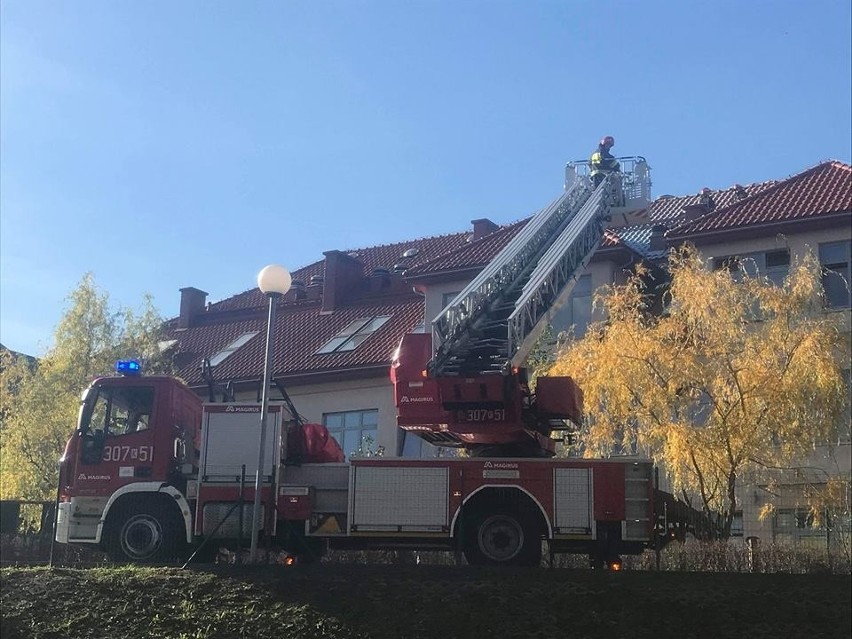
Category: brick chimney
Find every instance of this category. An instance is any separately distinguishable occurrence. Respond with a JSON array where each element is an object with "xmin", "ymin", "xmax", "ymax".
[
  {"xmin": 287, "ymin": 280, "xmax": 307, "ymax": 301},
  {"xmin": 306, "ymin": 275, "xmax": 324, "ymax": 300},
  {"xmin": 321, "ymin": 251, "xmax": 365, "ymax": 312},
  {"xmin": 178, "ymin": 287, "xmax": 208, "ymax": 329},
  {"xmin": 649, "ymin": 225, "xmax": 668, "ymax": 252},
  {"xmin": 682, "ymin": 203, "xmax": 711, "ymax": 222},
  {"xmin": 471, "ymin": 218, "xmax": 499, "ymax": 241},
  {"xmin": 370, "ymin": 267, "xmax": 392, "ymax": 293}
]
